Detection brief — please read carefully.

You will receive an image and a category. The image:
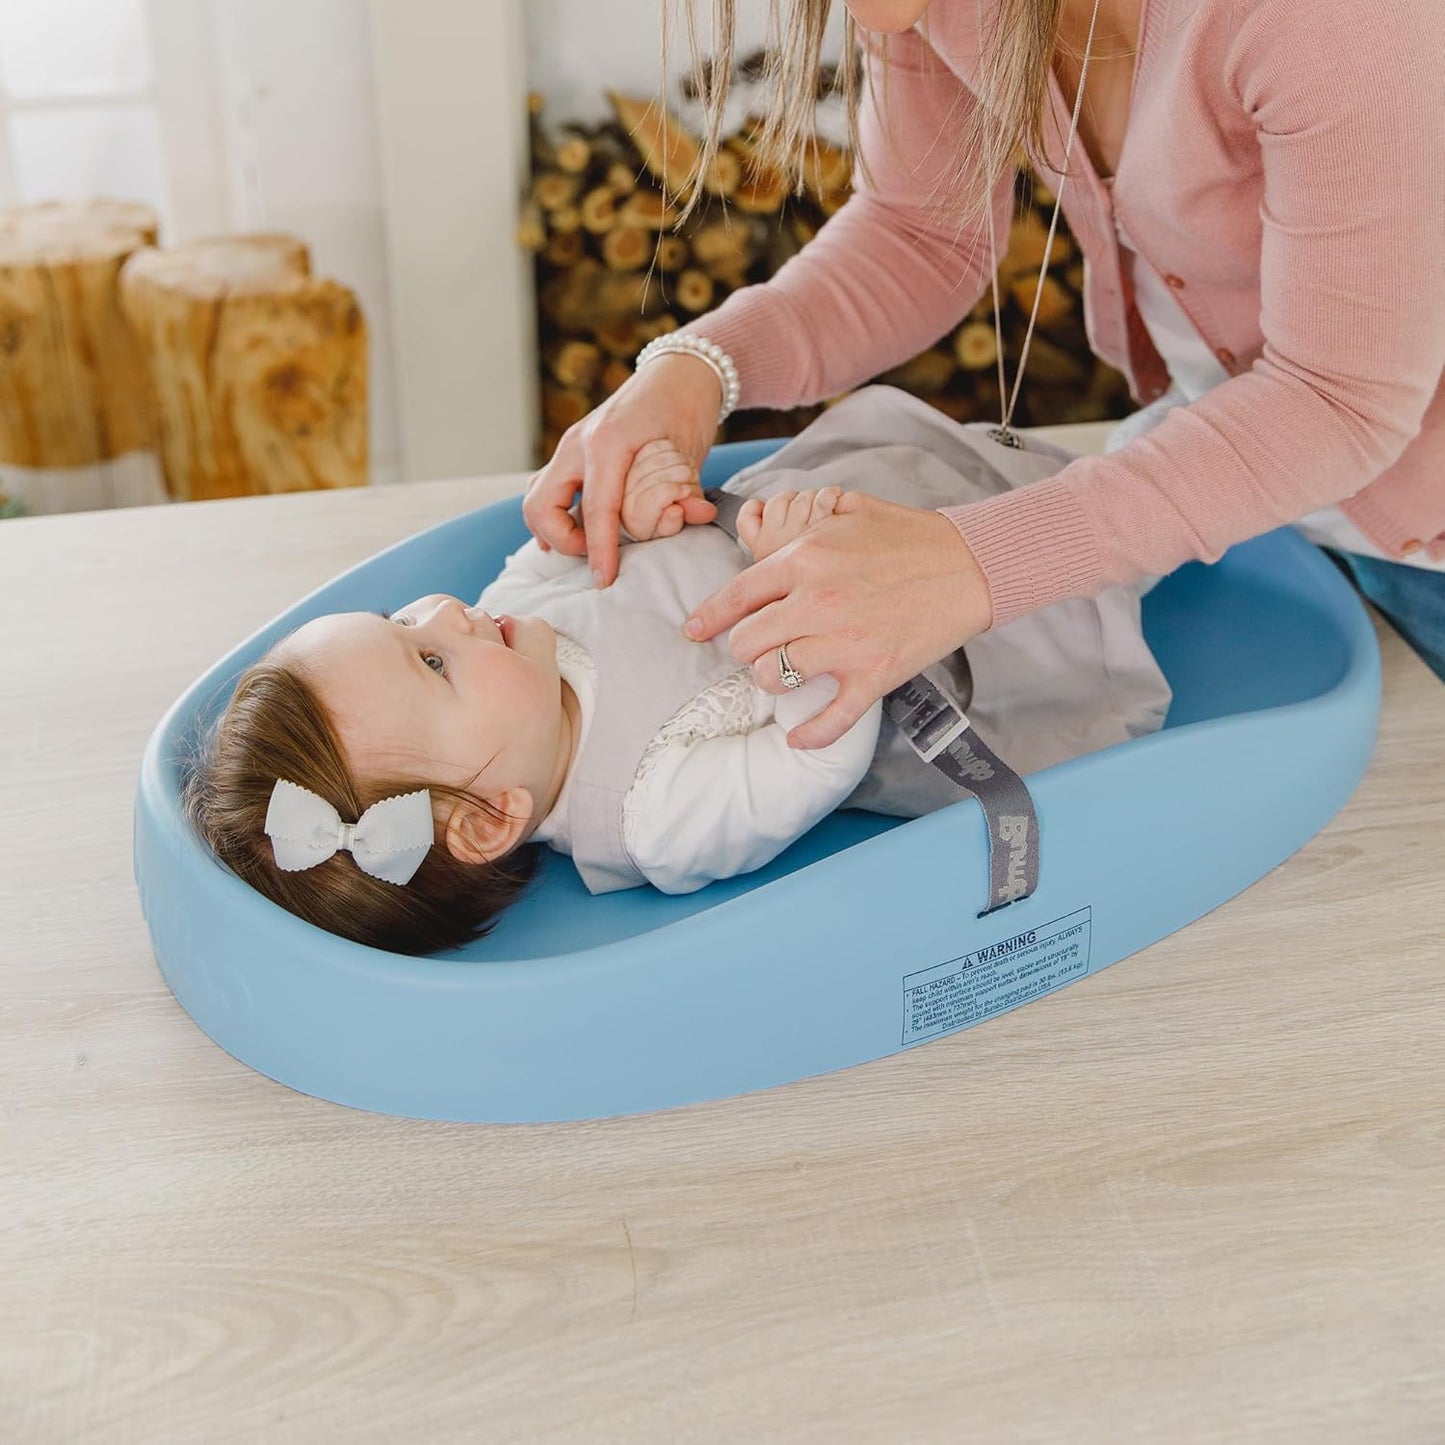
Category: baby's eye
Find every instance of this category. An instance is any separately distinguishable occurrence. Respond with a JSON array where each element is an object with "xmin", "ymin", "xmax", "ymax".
[{"xmin": 423, "ymin": 653, "xmax": 446, "ymax": 675}]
